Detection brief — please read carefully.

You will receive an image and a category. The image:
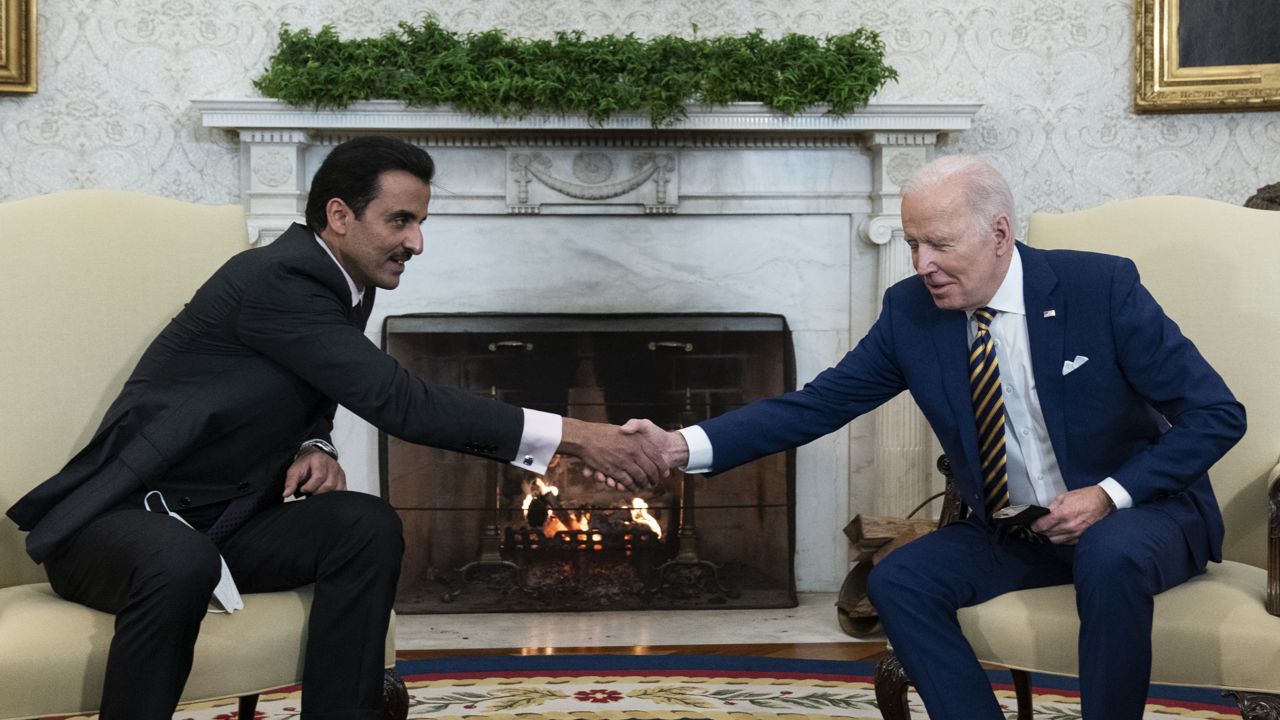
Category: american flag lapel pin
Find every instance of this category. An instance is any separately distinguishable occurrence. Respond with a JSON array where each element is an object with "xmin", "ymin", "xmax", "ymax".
[{"xmin": 1043, "ymin": 309, "xmax": 1056, "ymax": 318}]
